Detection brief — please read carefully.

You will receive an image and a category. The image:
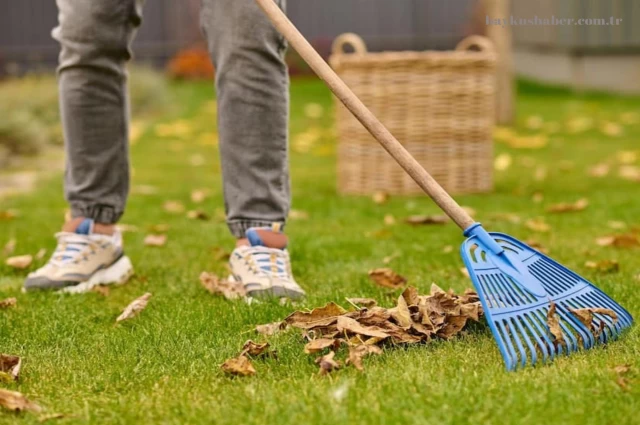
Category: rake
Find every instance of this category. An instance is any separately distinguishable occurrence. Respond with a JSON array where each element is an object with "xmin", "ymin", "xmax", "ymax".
[{"xmin": 255, "ymin": 0, "xmax": 634, "ymax": 370}]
